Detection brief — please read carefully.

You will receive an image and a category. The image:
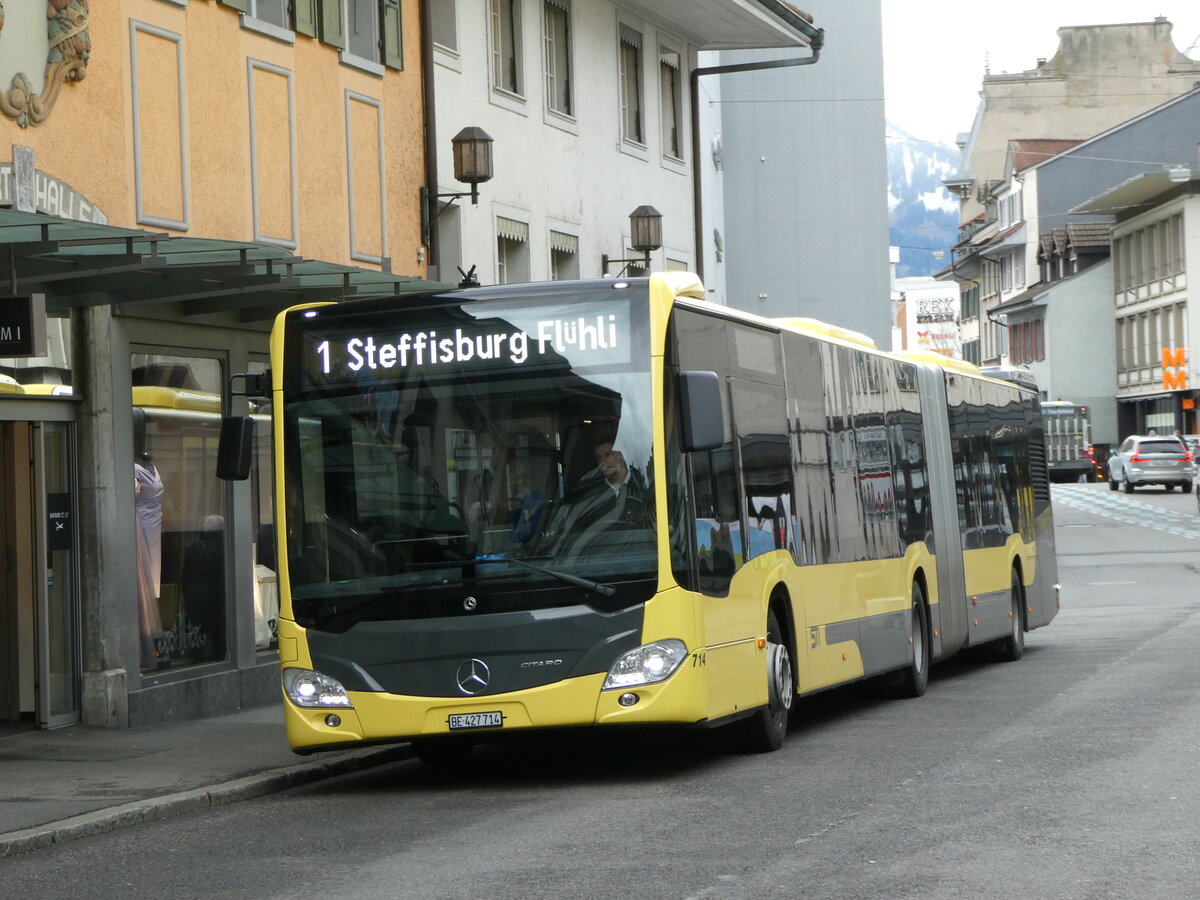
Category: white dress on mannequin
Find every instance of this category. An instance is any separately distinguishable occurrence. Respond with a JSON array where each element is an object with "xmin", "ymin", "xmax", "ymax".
[{"xmin": 134, "ymin": 459, "xmax": 164, "ymax": 667}]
